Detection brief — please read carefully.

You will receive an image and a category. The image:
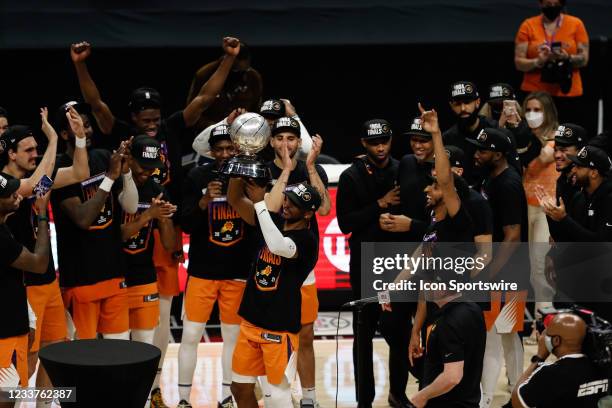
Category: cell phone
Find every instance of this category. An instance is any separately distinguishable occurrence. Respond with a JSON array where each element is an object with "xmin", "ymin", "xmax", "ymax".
[
  {"xmin": 33, "ymin": 175, "xmax": 54, "ymax": 197},
  {"xmin": 261, "ymin": 332, "xmax": 282, "ymax": 343},
  {"xmin": 551, "ymin": 41, "xmax": 563, "ymax": 53},
  {"xmin": 503, "ymin": 100, "xmax": 516, "ymax": 116}
]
